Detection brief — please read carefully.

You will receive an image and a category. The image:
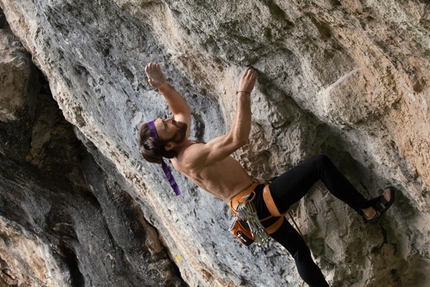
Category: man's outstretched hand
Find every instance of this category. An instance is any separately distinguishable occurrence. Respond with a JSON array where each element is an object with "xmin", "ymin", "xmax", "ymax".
[
  {"xmin": 237, "ymin": 67, "xmax": 258, "ymax": 94},
  {"xmin": 145, "ymin": 62, "xmax": 168, "ymax": 89}
]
